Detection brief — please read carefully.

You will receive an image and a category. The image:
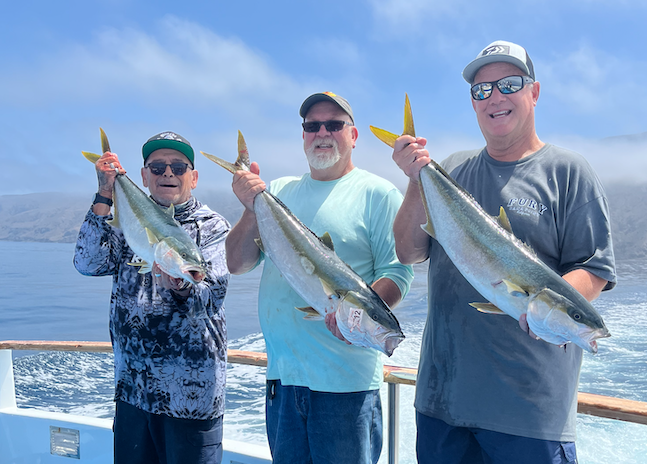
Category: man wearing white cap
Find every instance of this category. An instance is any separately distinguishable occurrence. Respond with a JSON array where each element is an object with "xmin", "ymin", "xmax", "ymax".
[
  {"xmin": 391, "ymin": 41, "xmax": 616, "ymax": 463},
  {"xmin": 225, "ymin": 92, "xmax": 414, "ymax": 464}
]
